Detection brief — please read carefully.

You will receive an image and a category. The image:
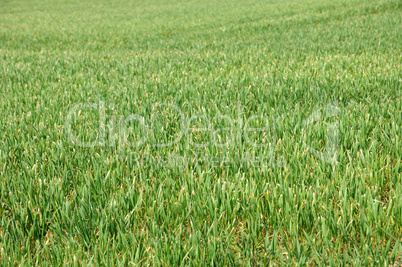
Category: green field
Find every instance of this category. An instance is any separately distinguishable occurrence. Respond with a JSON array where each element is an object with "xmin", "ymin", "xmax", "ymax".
[{"xmin": 0, "ymin": 0, "xmax": 401, "ymax": 265}]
